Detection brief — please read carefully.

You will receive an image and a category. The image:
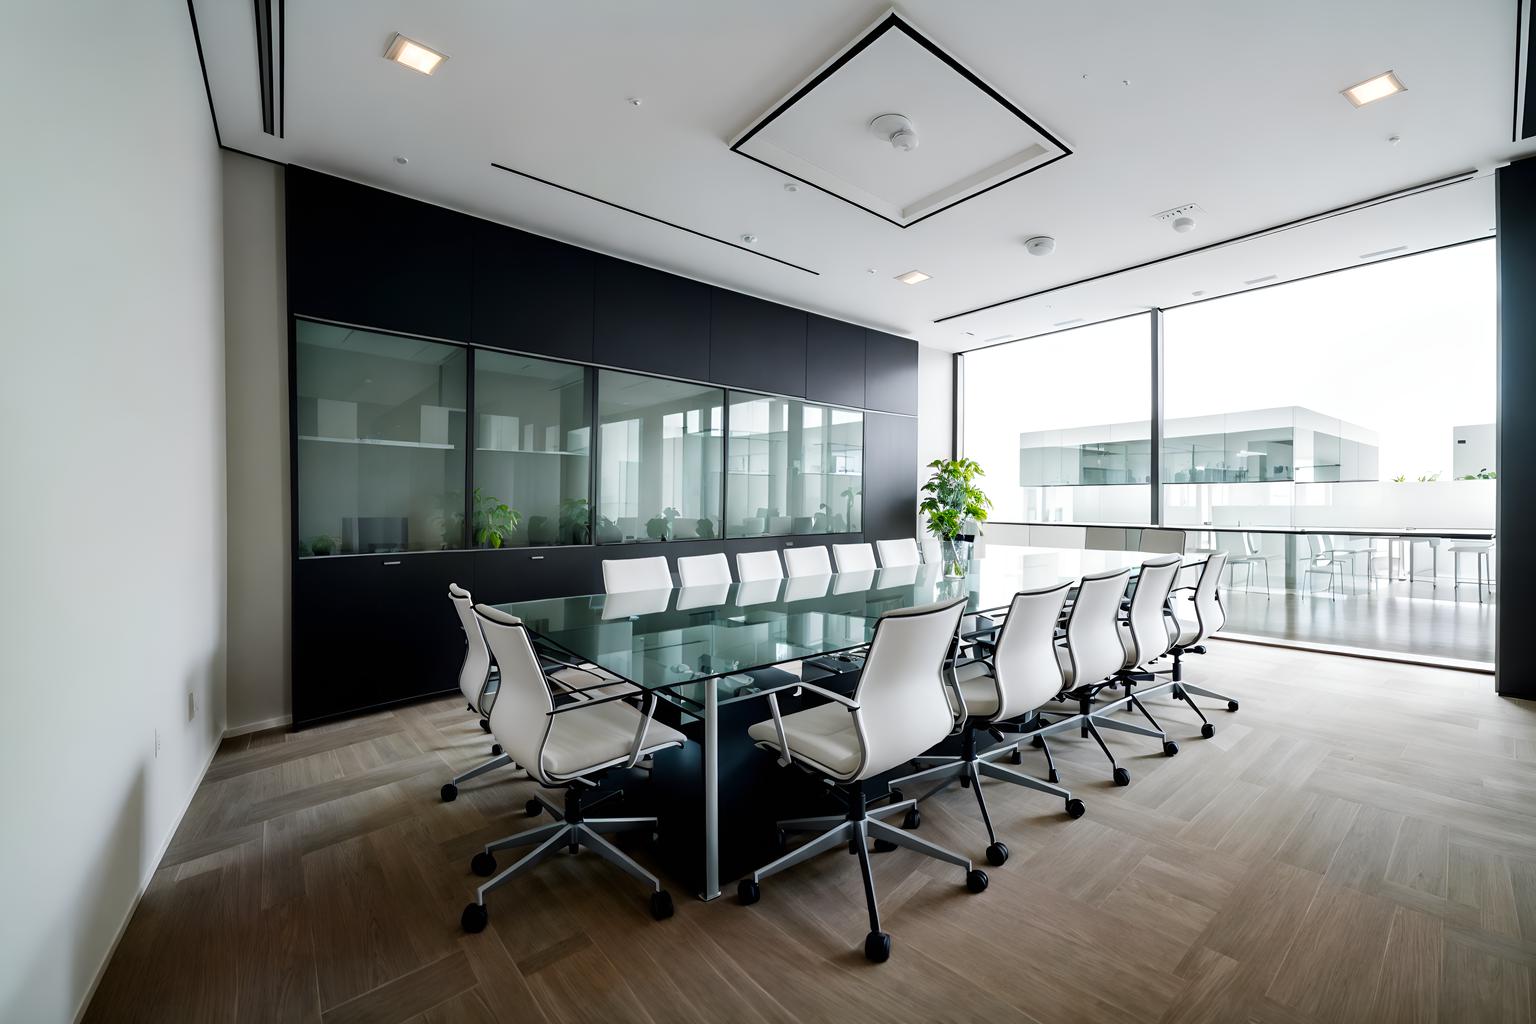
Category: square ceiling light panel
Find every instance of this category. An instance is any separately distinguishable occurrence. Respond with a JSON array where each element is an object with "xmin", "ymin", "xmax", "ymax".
[{"xmin": 731, "ymin": 12, "xmax": 1070, "ymax": 229}]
